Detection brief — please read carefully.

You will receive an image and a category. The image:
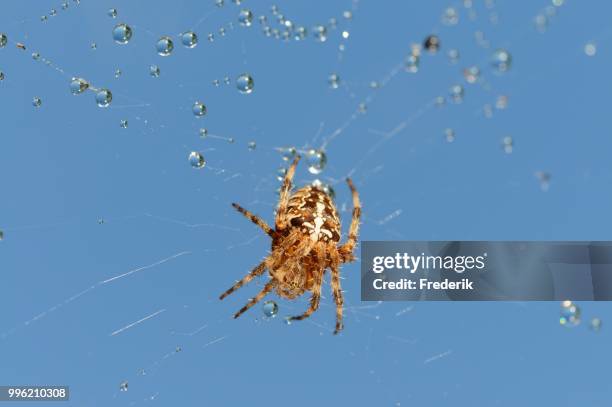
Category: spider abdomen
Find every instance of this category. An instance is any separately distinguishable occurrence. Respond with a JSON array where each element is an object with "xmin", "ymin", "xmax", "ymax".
[{"xmin": 285, "ymin": 186, "xmax": 341, "ymax": 243}]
